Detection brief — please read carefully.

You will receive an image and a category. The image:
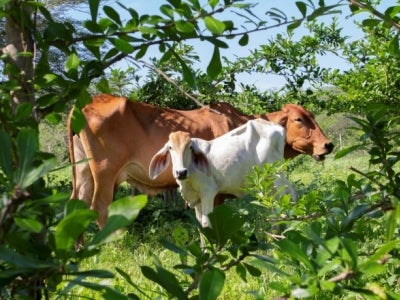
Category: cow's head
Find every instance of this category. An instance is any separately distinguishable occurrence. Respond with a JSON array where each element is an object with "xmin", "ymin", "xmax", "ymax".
[
  {"xmin": 266, "ymin": 104, "xmax": 334, "ymax": 161},
  {"xmin": 149, "ymin": 131, "xmax": 210, "ymax": 181}
]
